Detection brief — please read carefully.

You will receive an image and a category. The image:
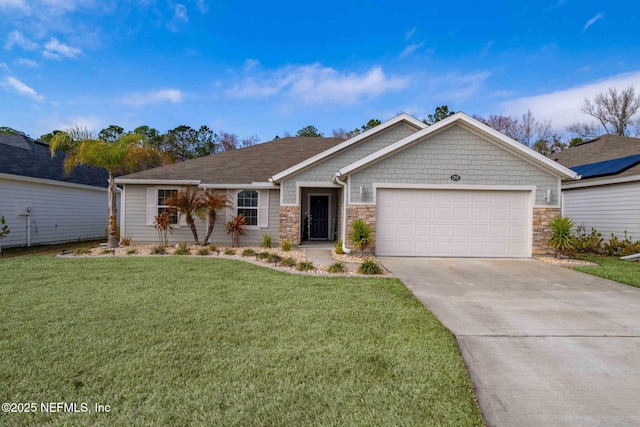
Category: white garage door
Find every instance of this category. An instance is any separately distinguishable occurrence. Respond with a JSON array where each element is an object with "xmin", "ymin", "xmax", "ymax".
[{"xmin": 376, "ymin": 189, "xmax": 530, "ymax": 257}]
